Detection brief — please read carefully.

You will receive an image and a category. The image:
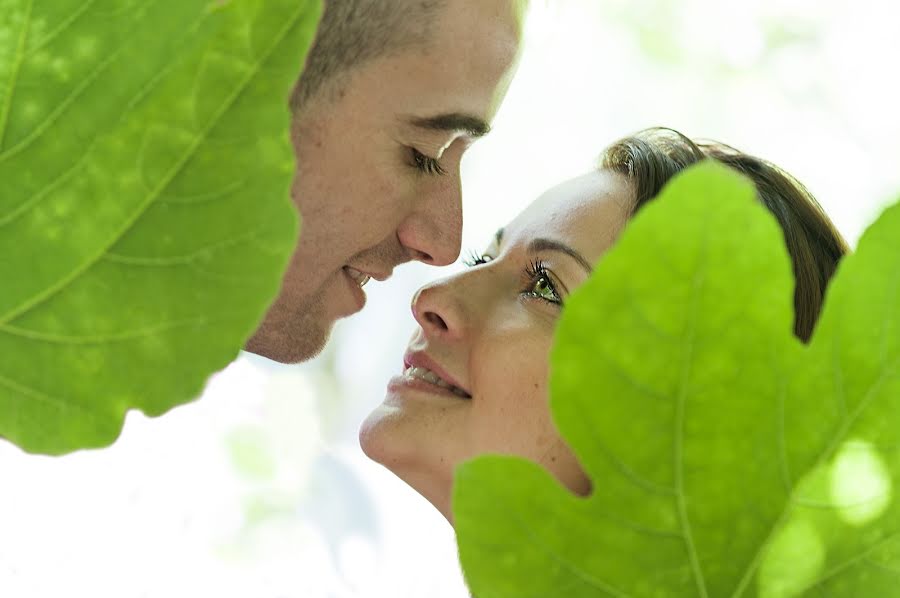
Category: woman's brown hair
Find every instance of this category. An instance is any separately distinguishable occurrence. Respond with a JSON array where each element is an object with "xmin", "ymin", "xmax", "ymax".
[{"xmin": 601, "ymin": 127, "xmax": 850, "ymax": 342}]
